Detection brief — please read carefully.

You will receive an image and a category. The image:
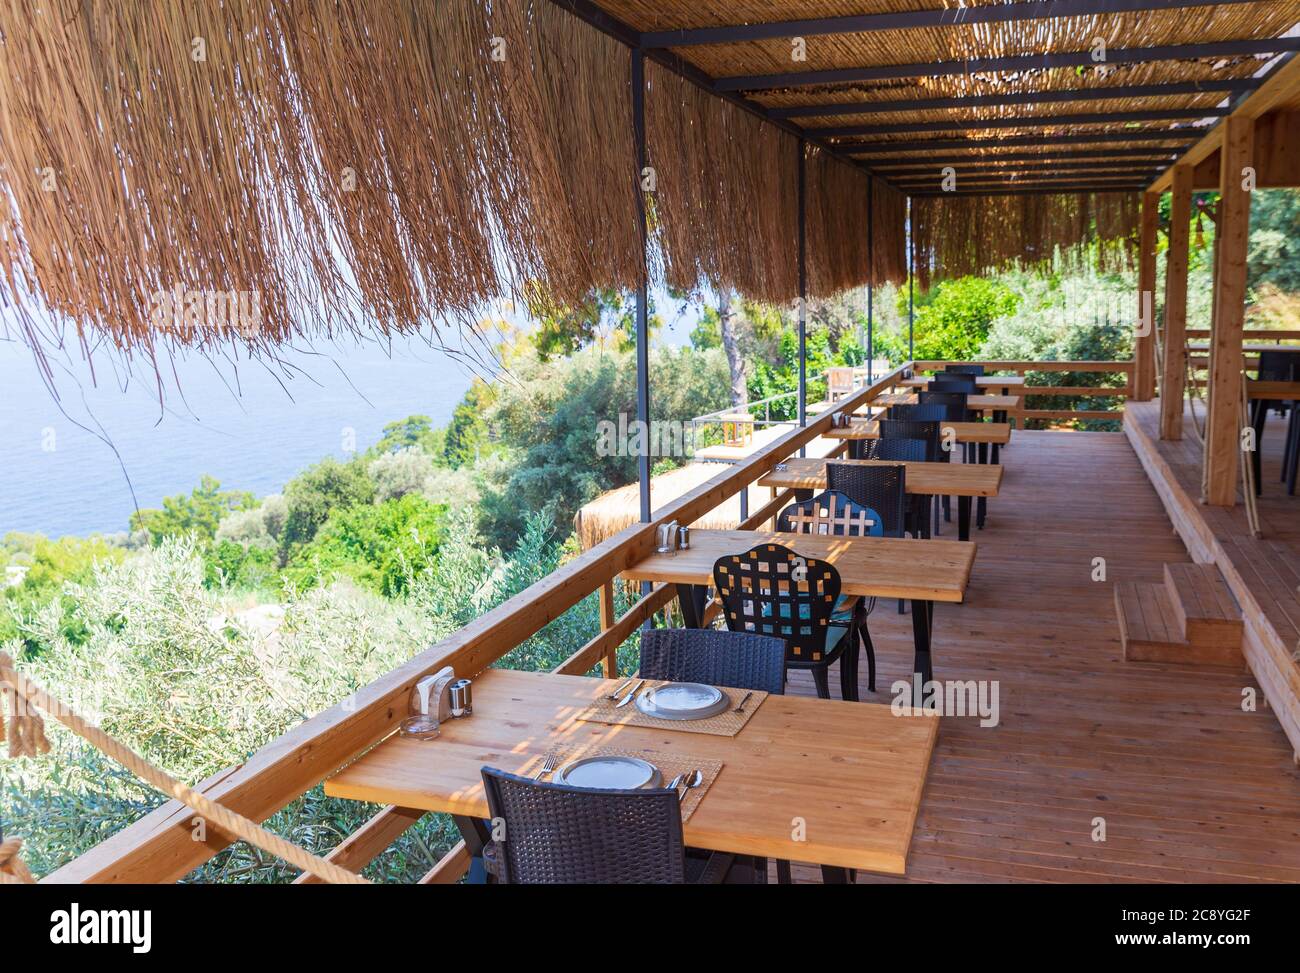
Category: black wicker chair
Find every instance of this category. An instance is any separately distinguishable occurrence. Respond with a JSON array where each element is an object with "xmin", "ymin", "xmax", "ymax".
[
  {"xmin": 638, "ymin": 628, "xmax": 785, "ymax": 694},
  {"xmin": 479, "ymin": 767, "xmax": 762, "ymax": 884},
  {"xmin": 827, "ymin": 461, "xmax": 914, "ymax": 614},
  {"xmin": 1251, "ymin": 351, "xmax": 1299, "ymax": 495},
  {"xmin": 887, "ymin": 403, "xmax": 948, "ymax": 423},
  {"xmin": 928, "ymin": 377, "xmax": 978, "ymax": 394},
  {"xmin": 877, "ymin": 417, "xmax": 943, "ymax": 537},
  {"xmin": 866, "ymin": 436, "xmax": 929, "ymax": 462},
  {"xmin": 777, "ymin": 490, "xmax": 880, "ymax": 695},
  {"xmin": 943, "ymin": 364, "xmax": 985, "ymax": 376},
  {"xmin": 712, "ymin": 542, "xmax": 856, "ymax": 701}
]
